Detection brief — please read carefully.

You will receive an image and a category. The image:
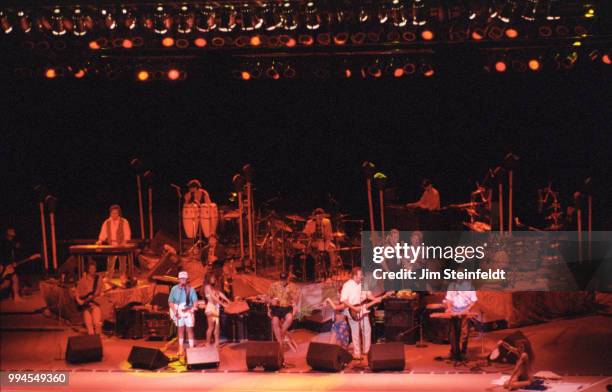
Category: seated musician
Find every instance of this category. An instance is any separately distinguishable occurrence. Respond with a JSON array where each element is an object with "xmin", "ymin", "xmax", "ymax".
[
  {"xmin": 168, "ymin": 271, "xmax": 198, "ymax": 359},
  {"xmin": 96, "ymin": 205, "xmax": 131, "ymax": 279},
  {"xmin": 201, "ymin": 234, "xmax": 226, "ymax": 269},
  {"xmin": 267, "ymin": 272, "xmax": 298, "ymax": 350},
  {"xmin": 444, "ymin": 277, "xmax": 477, "ymax": 361},
  {"xmin": 200, "ymin": 273, "xmax": 230, "ymax": 347},
  {"xmin": 406, "ymin": 179, "xmax": 441, "ymax": 210},
  {"xmin": 0, "ymin": 227, "xmax": 23, "ymax": 301},
  {"xmin": 74, "ymin": 260, "xmax": 104, "ymax": 335},
  {"xmin": 303, "ymin": 208, "xmax": 336, "ymax": 275}
]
